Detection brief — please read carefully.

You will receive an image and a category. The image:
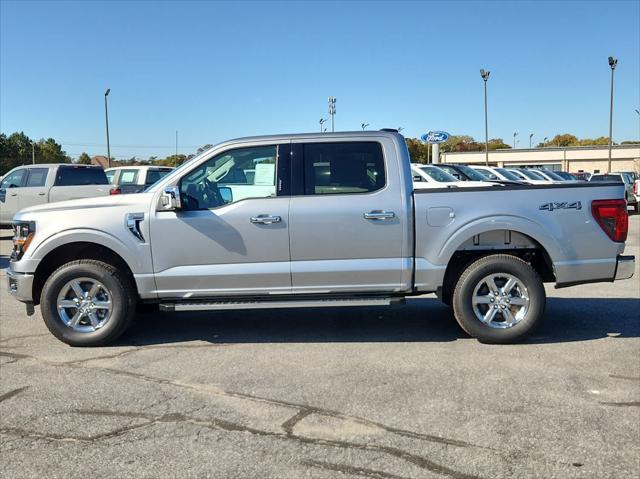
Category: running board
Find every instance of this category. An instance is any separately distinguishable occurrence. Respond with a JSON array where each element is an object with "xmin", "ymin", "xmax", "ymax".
[{"xmin": 160, "ymin": 297, "xmax": 403, "ymax": 312}]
